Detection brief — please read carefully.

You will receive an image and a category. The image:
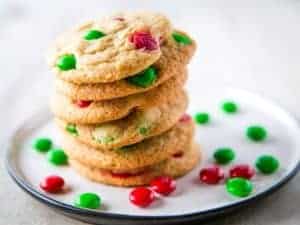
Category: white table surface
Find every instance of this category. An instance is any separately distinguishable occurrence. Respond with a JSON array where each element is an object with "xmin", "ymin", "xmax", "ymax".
[{"xmin": 0, "ymin": 0, "xmax": 299, "ymax": 224}]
